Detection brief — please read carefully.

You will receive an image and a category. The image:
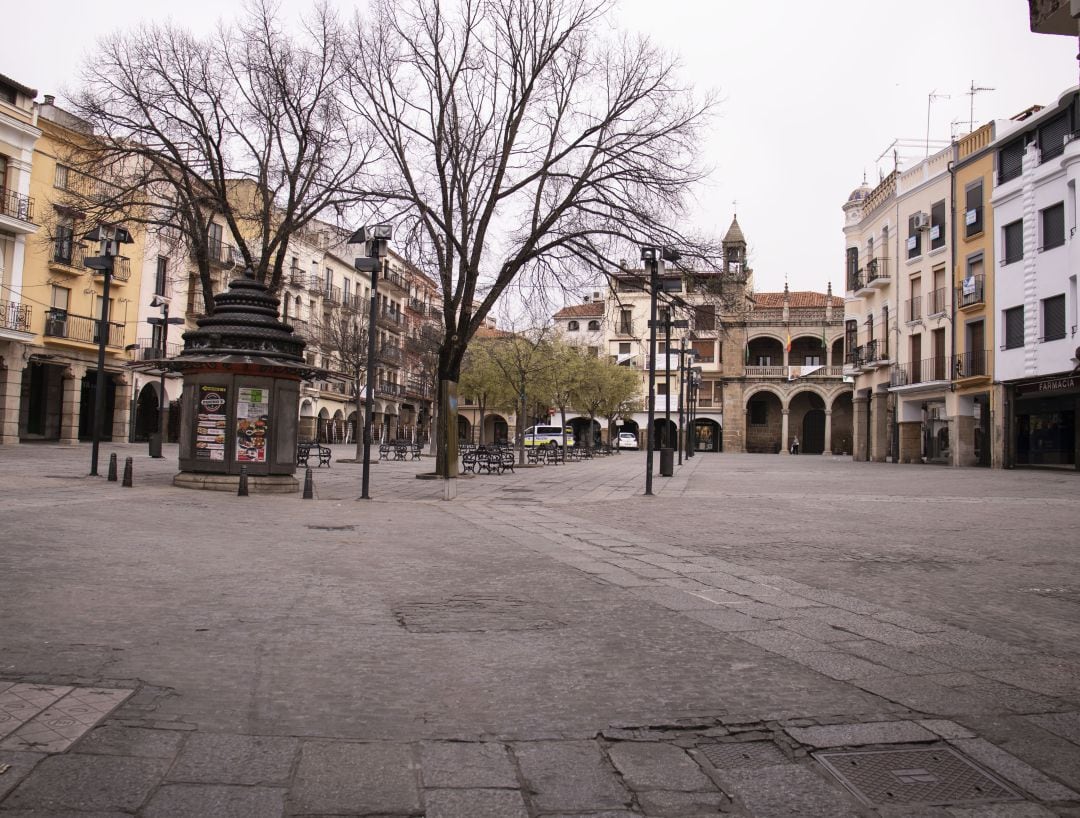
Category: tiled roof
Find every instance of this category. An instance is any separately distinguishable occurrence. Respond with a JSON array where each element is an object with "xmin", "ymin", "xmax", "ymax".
[
  {"xmin": 723, "ymin": 216, "xmax": 745, "ymax": 244},
  {"xmin": 753, "ymin": 291, "xmax": 843, "ymax": 309},
  {"xmin": 474, "ymin": 325, "xmax": 514, "ymax": 339},
  {"xmin": 553, "ymin": 302, "xmax": 605, "ymax": 319}
]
